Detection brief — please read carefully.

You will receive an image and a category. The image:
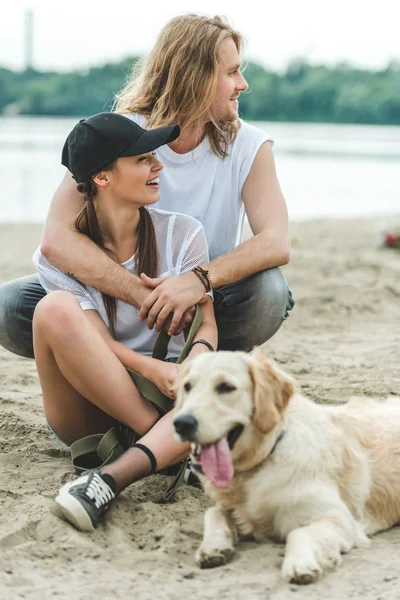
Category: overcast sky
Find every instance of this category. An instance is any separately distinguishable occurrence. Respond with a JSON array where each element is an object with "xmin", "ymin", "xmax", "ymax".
[{"xmin": 1, "ymin": 0, "xmax": 398, "ymax": 72}]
